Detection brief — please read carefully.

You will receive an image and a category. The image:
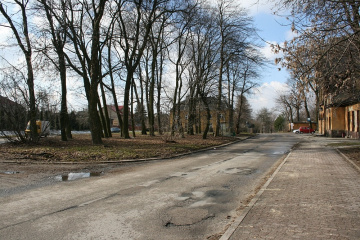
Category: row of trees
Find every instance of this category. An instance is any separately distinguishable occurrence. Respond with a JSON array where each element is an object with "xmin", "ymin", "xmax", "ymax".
[
  {"xmin": 273, "ymin": 0, "xmax": 360, "ymax": 125},
  {"xmin": 0, "ymin": 0, "xmax": 263, "ymax": 143}
]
